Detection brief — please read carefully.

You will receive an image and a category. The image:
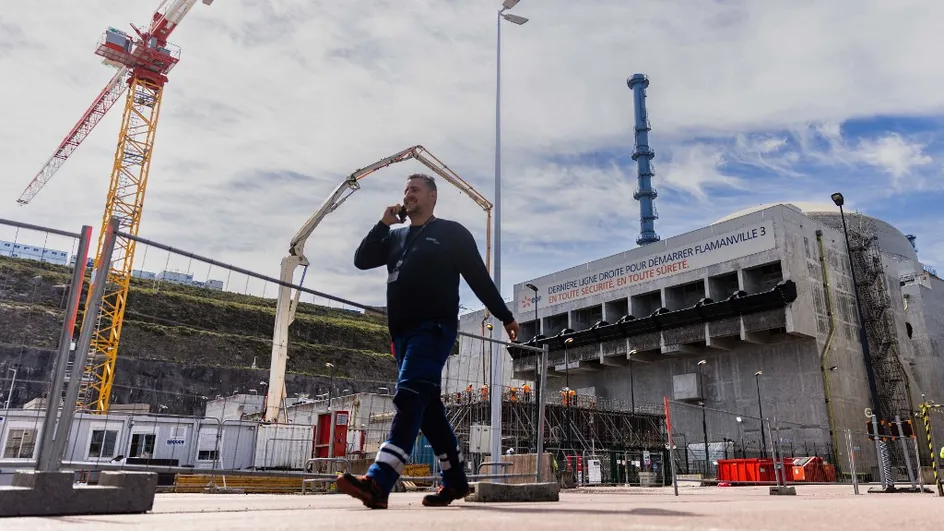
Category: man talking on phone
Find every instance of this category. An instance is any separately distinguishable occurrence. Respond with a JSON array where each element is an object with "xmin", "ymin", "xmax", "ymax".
[{"xmin": 337, "ymin": 172, "xmax": 519, "ymax": 509}]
